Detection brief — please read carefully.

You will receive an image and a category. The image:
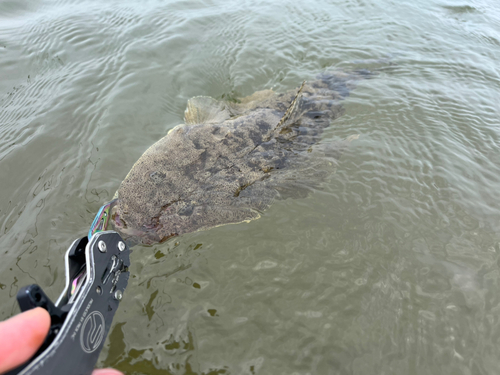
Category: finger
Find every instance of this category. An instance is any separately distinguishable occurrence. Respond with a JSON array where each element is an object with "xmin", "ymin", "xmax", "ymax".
[
  {"xmin": 0, "ymin": 307, "xmax": 51, "ymax": 374},
  {"xmin": 92, "ymin": 369, "xmax": 124, "ymax": 375}
]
